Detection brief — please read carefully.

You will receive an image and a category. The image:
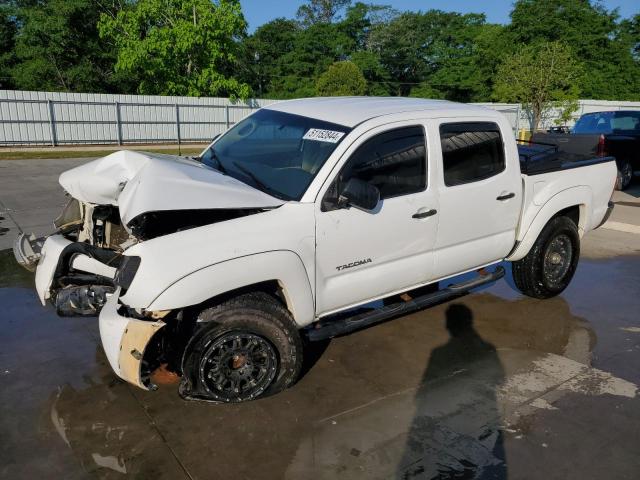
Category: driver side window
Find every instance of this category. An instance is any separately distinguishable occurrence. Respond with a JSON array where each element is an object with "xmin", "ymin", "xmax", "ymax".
[{"xmin": 323, "ymin": 126, "xmax": 427, "ymax": 210}]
